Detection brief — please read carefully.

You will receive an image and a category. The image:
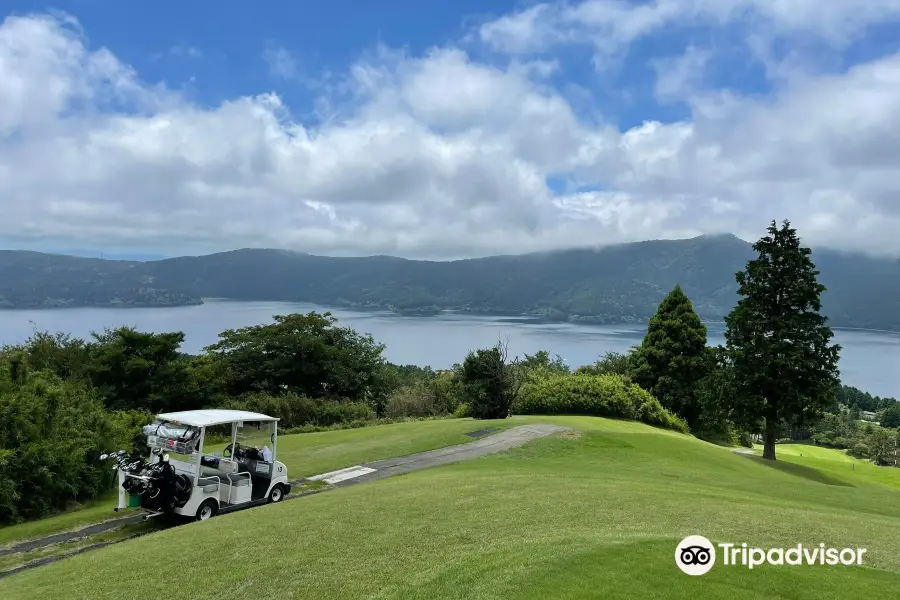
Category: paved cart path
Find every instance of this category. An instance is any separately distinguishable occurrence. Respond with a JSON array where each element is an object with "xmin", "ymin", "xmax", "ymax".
[{"xmin": 0, "ymin": 422, "xmax": 570, "ymax": 578}]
